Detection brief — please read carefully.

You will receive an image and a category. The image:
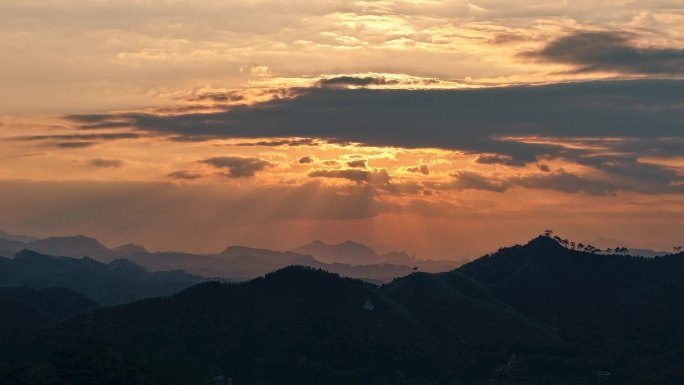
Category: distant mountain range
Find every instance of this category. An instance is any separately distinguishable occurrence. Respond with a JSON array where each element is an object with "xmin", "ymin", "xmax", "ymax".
[
  {"xmin": 294, "ymin": 240, "xmax": 456, "ymax": 272},
  {"xmin": 0, "ymin": 230, "xmax": 37, "ymax": 243},
  {"xmin": 0, "ymin": 232, "xmax": 458, "ymax": 282},
  {"xmin": 0, "ymin": 249, "xmax": 207, "ymax": 306},
  {"xmin": 2, "ymin": 235, "xmax": 684, "ymax": 384}
]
